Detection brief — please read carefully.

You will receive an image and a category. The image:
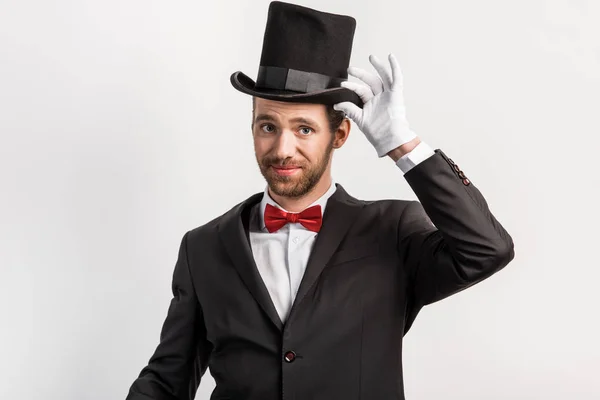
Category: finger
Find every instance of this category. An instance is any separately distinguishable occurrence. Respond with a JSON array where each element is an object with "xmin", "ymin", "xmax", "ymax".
[
  {"xmin": 347, "ymin": 66, "xmax": 384, "ymax": 95},
  {"xmin": 389, "ymin": 53, "xmax": 404, "ymax": 90},
  {"xmin": 340, "ymin": 80, "xmax": 374, "ymax": 103},
  {"xmin": 333, "ymin": 101, "xmax": 362, "ymax": 122},
  {"xmin": 369, "ymin": 54, "xmax": 393, "ymax": 91}
]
